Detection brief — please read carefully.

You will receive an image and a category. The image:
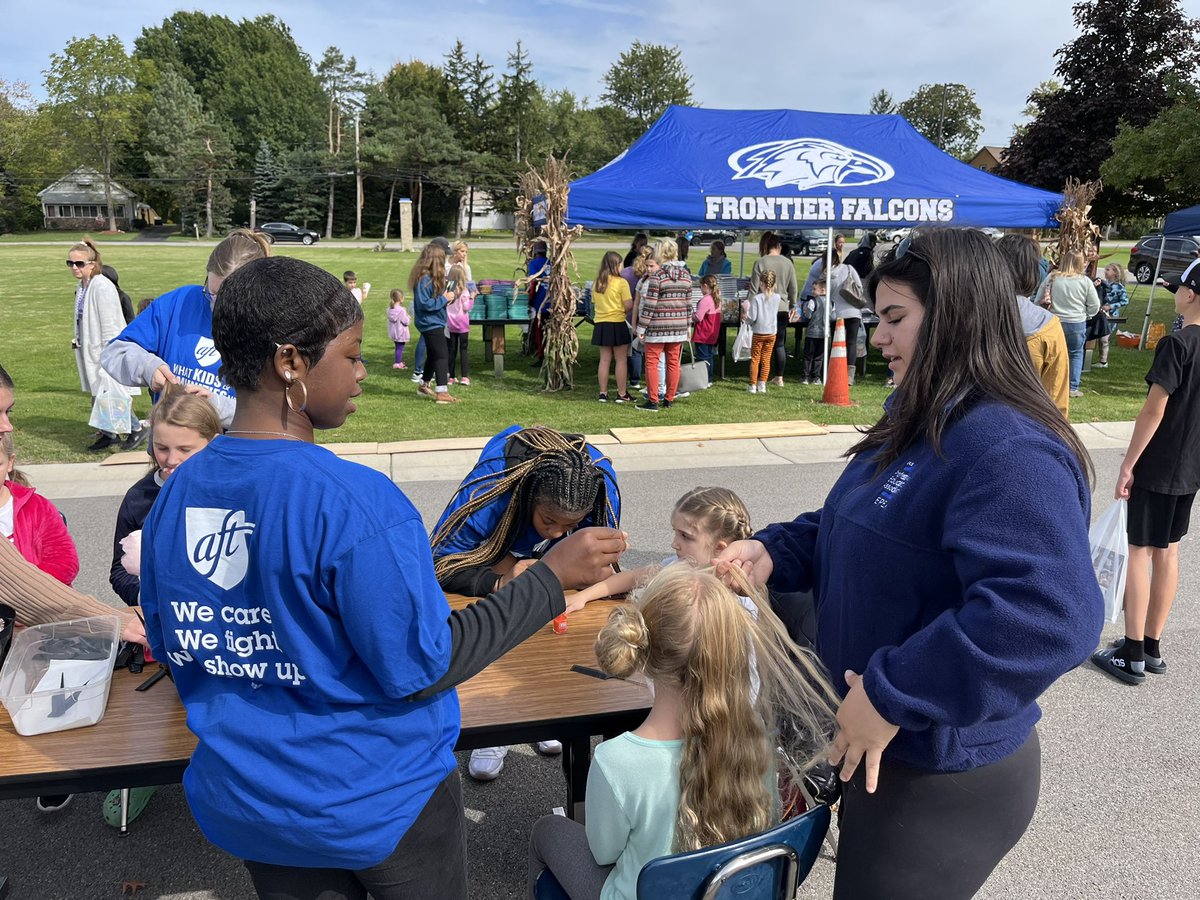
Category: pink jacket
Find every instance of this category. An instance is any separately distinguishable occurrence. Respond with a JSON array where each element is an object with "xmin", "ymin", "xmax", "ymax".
[
  {"xmin": 446, "ymin": 290, "xmax": 474, "ymax": 334},
  {"xmin": 6, "ymin": 481, "xmax": 79, "ymax": 586},
  {"xmin": 386, "ymin": 305, "xmax": 410, "ymax": 343}
]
